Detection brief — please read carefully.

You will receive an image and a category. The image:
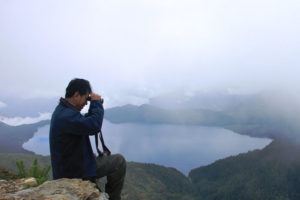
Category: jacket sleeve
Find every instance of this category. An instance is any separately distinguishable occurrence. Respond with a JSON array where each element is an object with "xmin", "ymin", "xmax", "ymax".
[{"xmin": 64, "ymin": 100, "xmax": 104, "ymax": 135}]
